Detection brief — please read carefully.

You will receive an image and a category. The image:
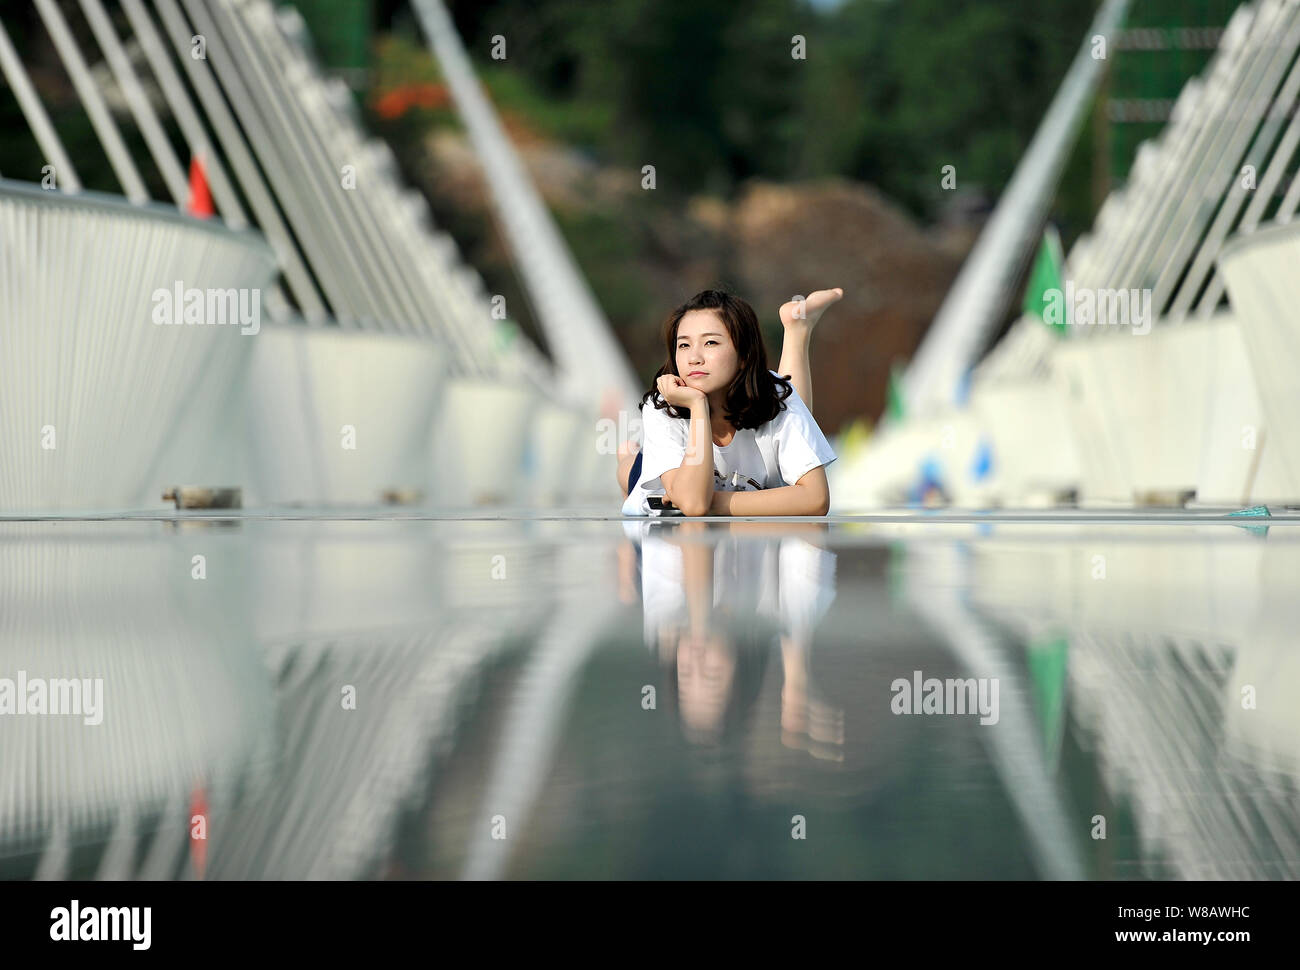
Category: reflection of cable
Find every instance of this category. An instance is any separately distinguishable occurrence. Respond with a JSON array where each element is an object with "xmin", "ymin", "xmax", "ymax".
[{"xmin": 904, "ymin": 544, "xmax": 1084, "ymax": 881}]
